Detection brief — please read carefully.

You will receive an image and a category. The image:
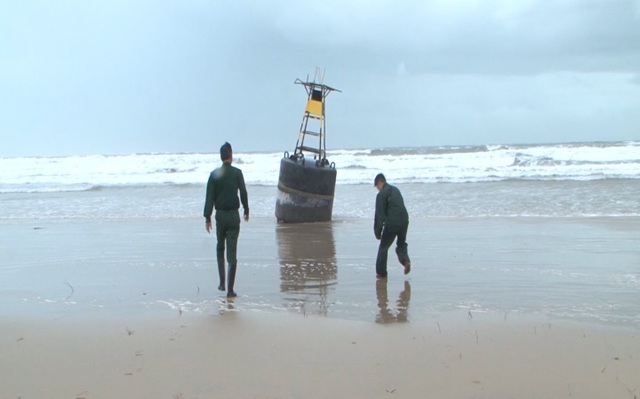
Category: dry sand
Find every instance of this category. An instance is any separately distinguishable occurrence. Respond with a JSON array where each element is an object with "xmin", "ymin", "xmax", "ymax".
[{"xmin": 2, "ymin": 310, "xmax": 638, "ymax": 399}]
